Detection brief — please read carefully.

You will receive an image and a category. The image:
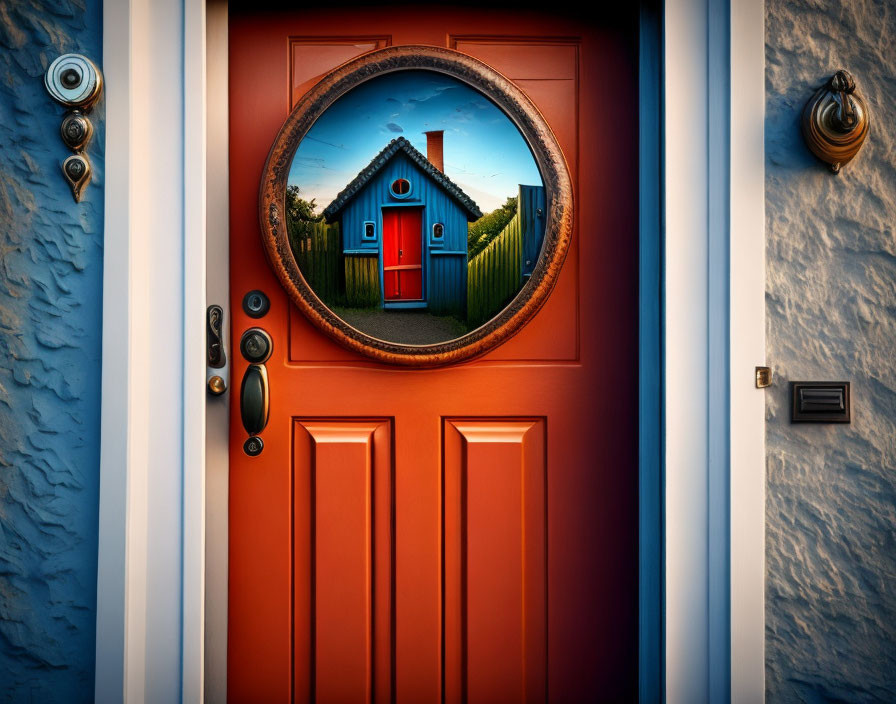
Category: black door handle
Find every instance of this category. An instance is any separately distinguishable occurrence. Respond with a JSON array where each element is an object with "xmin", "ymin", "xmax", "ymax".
[
  {"xmin": 239, "ymin": 327, "xmax": 273, "ymax": 453},
  {"xmin": 240, "ymin": 363, "xmax": 269, "ymax": 436}
]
